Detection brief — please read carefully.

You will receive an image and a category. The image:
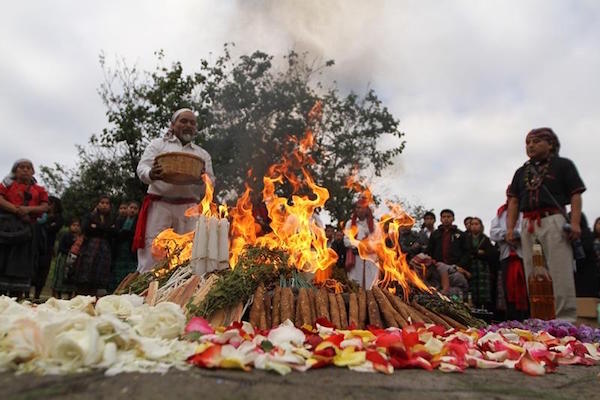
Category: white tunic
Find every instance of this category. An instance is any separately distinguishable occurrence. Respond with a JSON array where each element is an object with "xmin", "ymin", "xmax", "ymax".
[
  {"xmin": 489, "ymin": 209, "xmax": 523, "ymax": 261},
  {"xmin": 136, "ymin": 134, "xmax": 215, "ymax": 272},
  {"xmin": 343, "ymin": 218, "xmax": 380, "ymax": 289}
]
